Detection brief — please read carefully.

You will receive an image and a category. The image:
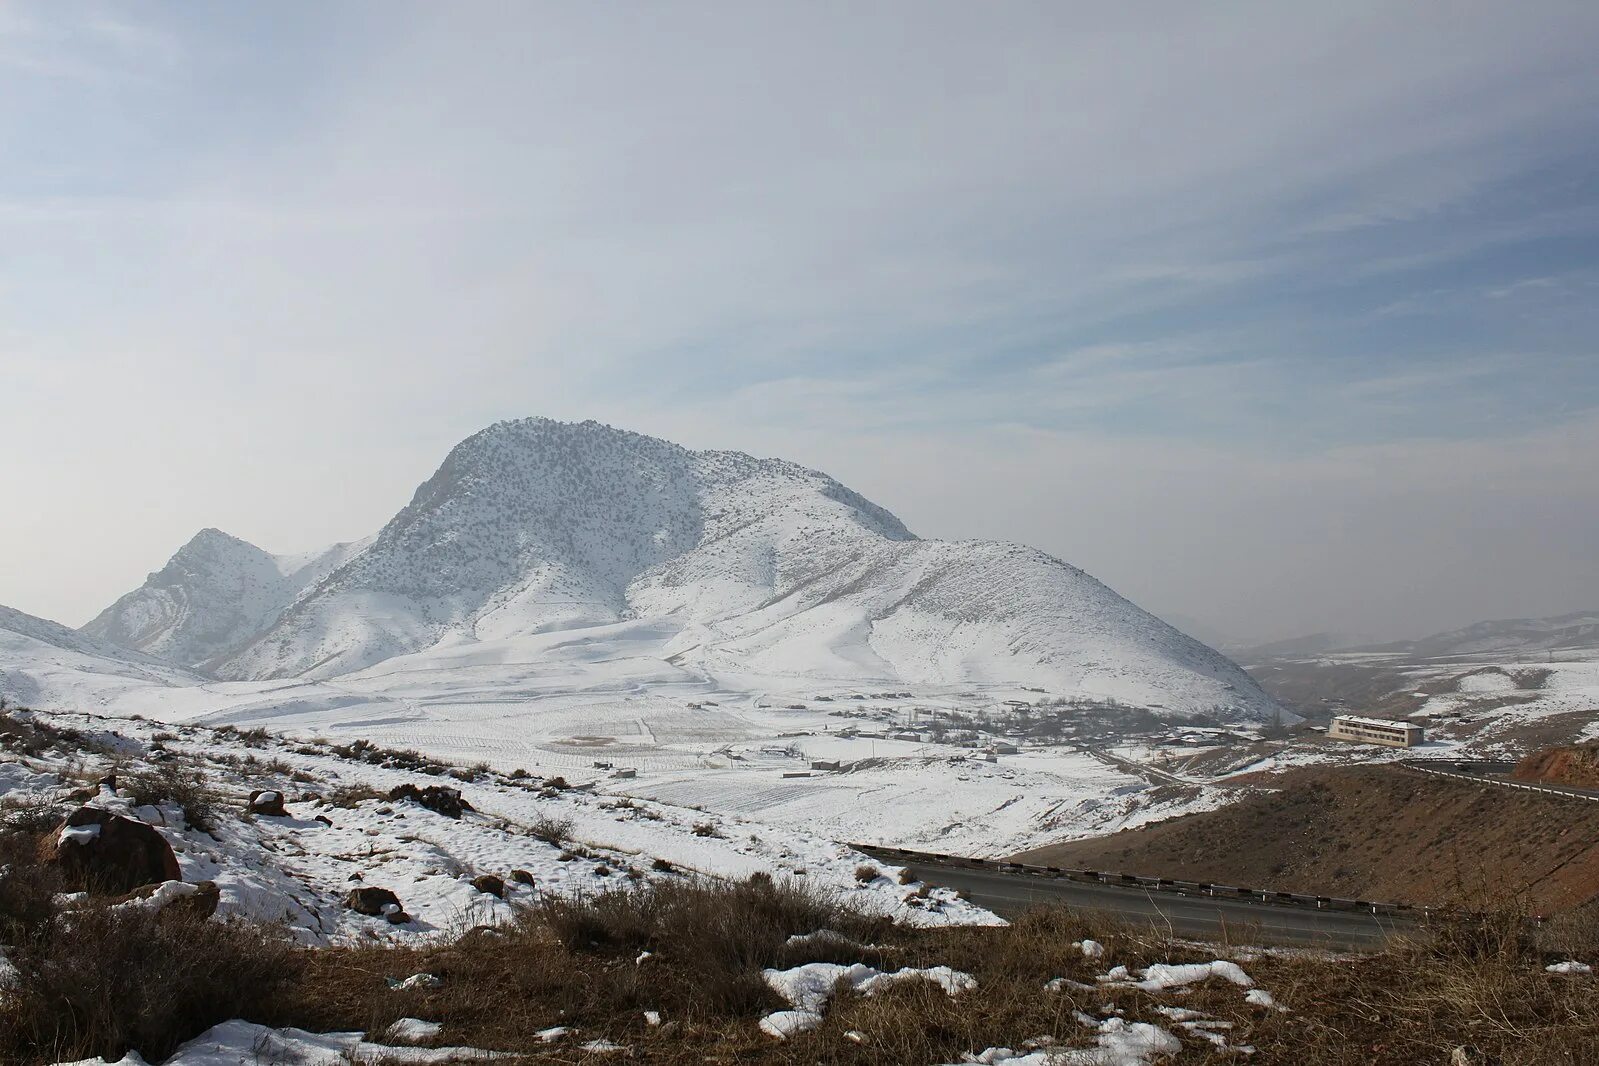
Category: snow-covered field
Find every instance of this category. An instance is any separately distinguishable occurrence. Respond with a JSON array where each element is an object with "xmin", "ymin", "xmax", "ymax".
[
  {"xmin": 1, "ymin": 710, "xmax": 999, "ymax": 945},
  {"xmin": 5, "ymin": 598, "xmax": 1259, "ymax": 857}
]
